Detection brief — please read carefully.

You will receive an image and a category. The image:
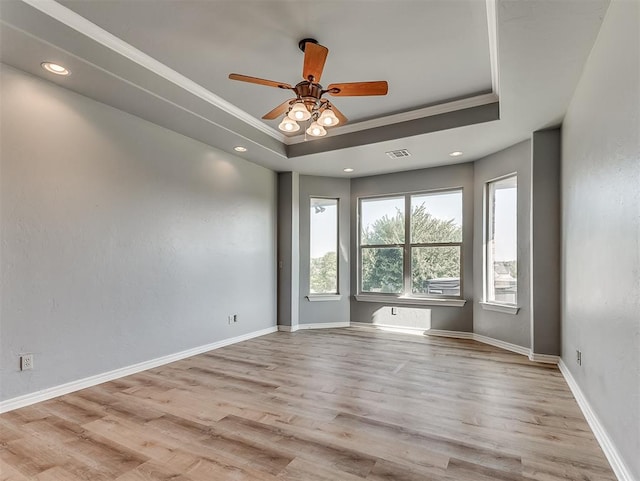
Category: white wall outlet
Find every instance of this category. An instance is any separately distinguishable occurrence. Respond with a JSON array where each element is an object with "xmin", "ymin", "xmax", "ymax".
[
  {"xmin": 576, "ymin": 350, "xmax": 582, "ymax": 366},
  {"xmin": 20, "ymin": 354, "xmax": 34, "ymax": 371},
  {"xmin": 228, "ymin": 315, "xmax": 234, "ymax": 325},
  {"xmin": 233, "ymin": 314, "xmax": 238, "ymax": 323}
]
